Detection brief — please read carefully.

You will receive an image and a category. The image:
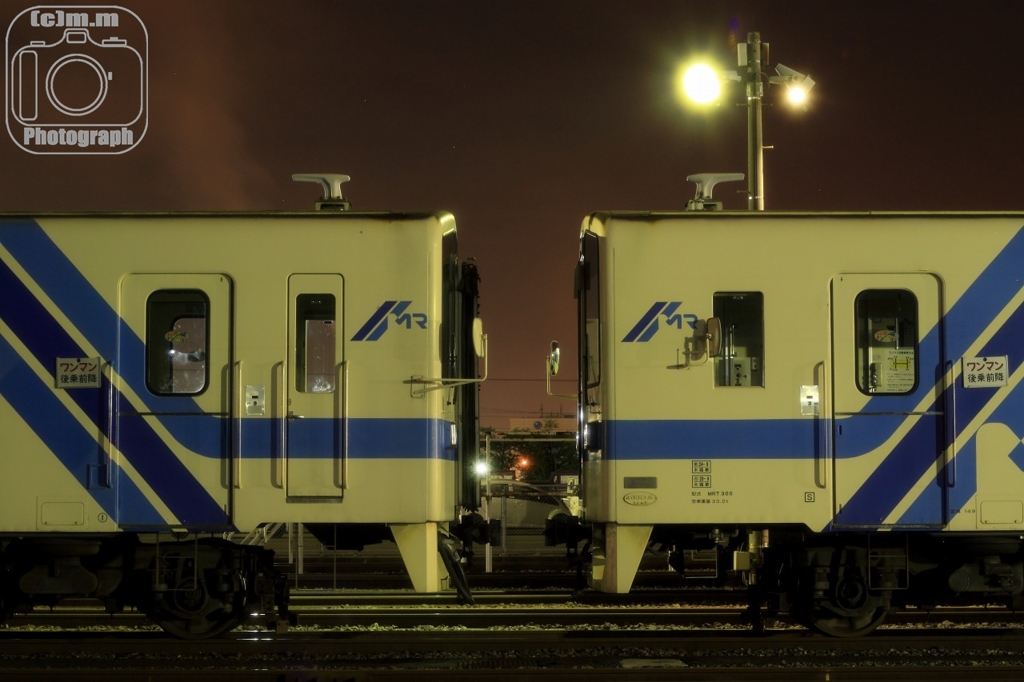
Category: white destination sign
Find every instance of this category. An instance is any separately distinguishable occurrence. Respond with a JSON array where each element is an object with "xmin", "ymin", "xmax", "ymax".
[{"xmin": 962, "ymin": 356, "xmax": 1009, "ymax": 389}]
